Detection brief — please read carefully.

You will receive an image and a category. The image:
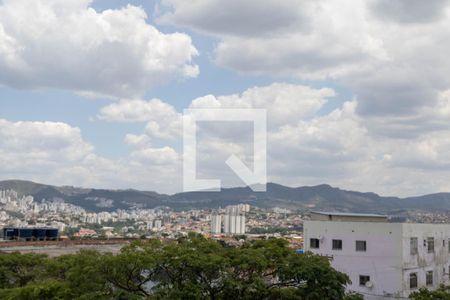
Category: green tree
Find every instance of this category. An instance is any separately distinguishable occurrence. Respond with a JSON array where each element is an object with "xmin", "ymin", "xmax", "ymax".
[
  {"xmin": 0, "ymin": 236, "xmax": 360, "ymax": 300},
  {"xmin": 410, "ymin": 284, "xmax": 450, "ymax": 299},
  {"xmin": 0, "ymin": 253, "xmax": 48, "ymax": 288}
]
